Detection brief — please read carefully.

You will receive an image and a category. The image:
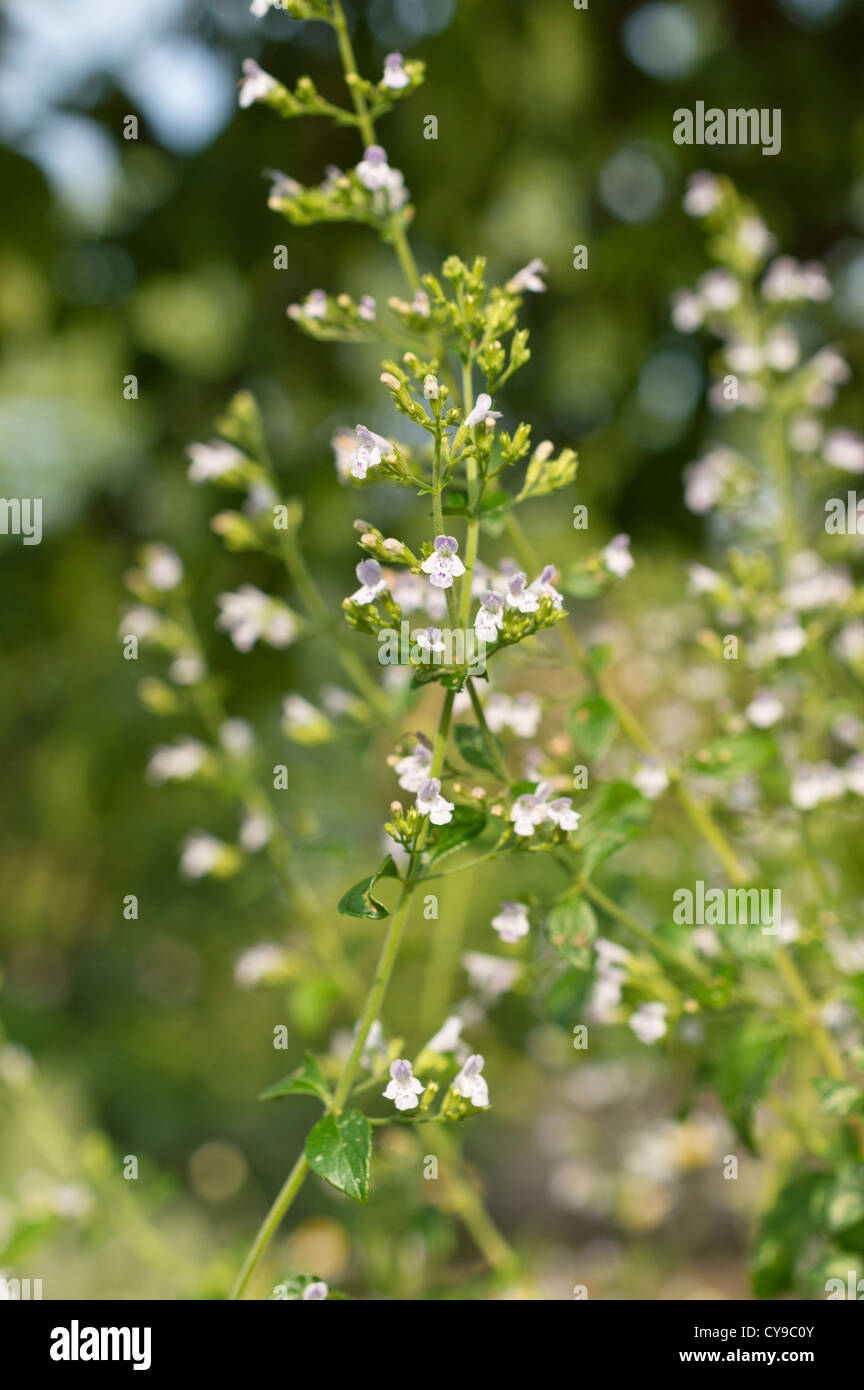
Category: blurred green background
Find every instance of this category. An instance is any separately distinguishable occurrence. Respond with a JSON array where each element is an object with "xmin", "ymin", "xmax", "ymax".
[{"xmin": 1, "ymin": 0, "xmax": 863, "ymax": 1299}]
